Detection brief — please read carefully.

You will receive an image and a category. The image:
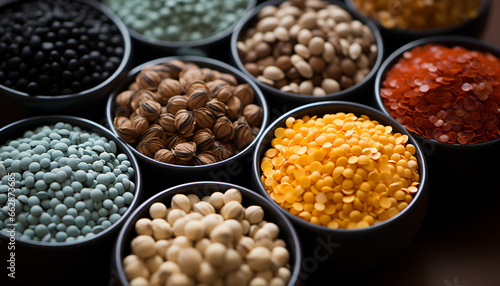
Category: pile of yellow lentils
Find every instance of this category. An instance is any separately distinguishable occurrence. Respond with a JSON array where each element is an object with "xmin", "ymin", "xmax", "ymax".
[{"xmin": 260, "ymin": 112, "xmax": 420, "ymax": 229}]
